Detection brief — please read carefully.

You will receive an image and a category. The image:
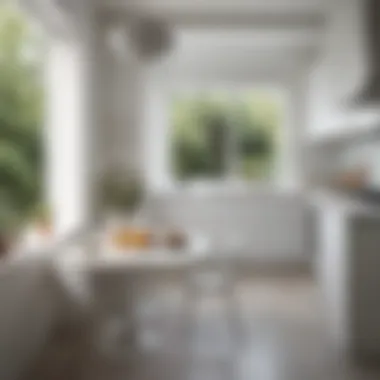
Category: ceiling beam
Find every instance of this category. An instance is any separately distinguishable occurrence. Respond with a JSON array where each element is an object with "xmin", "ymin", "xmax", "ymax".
[
  {"xmin": 101, "ymin": 7, "xmax": 325, "ymax": 33},
  {"xmin": 94, "ymin": 0, "xmax": 326, "ymax": 13}
]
